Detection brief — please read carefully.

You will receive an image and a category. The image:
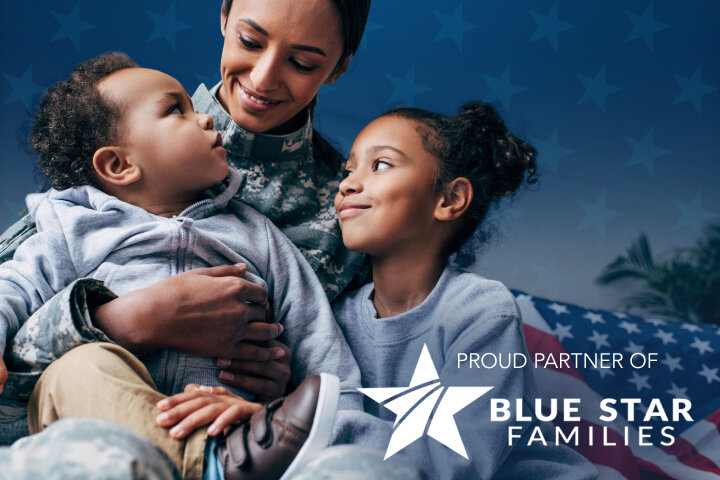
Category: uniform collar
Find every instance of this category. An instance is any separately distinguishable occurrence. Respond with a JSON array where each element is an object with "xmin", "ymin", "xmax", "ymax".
[{"xmin": 191, "ymin": 82, "xmax": 313, "ymax": 160}]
